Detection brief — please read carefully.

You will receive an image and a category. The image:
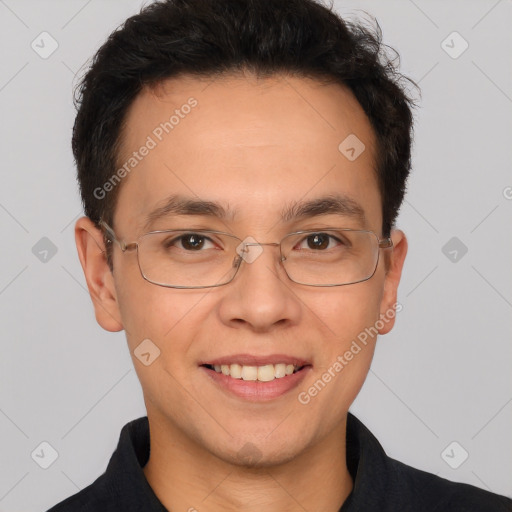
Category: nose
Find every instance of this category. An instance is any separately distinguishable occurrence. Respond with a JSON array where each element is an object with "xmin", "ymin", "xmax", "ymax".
[{"xmin": 218, "ymin": 240, "xmax": 302, "ymax": 332}]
